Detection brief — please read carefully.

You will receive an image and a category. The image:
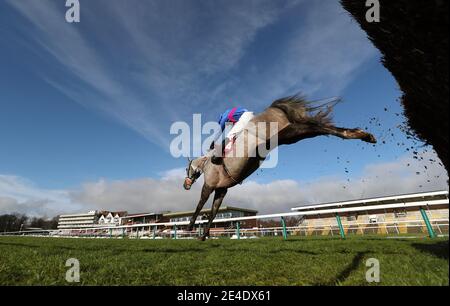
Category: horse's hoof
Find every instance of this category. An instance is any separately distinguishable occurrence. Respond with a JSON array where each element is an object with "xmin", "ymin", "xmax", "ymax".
[
  {"xmin": 364, "ymin": 133, "xmax": 377, "ymax": 144},
  {"xmin": 198, "ymin": 236, "xmax": 207, "ymax": 241}
]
